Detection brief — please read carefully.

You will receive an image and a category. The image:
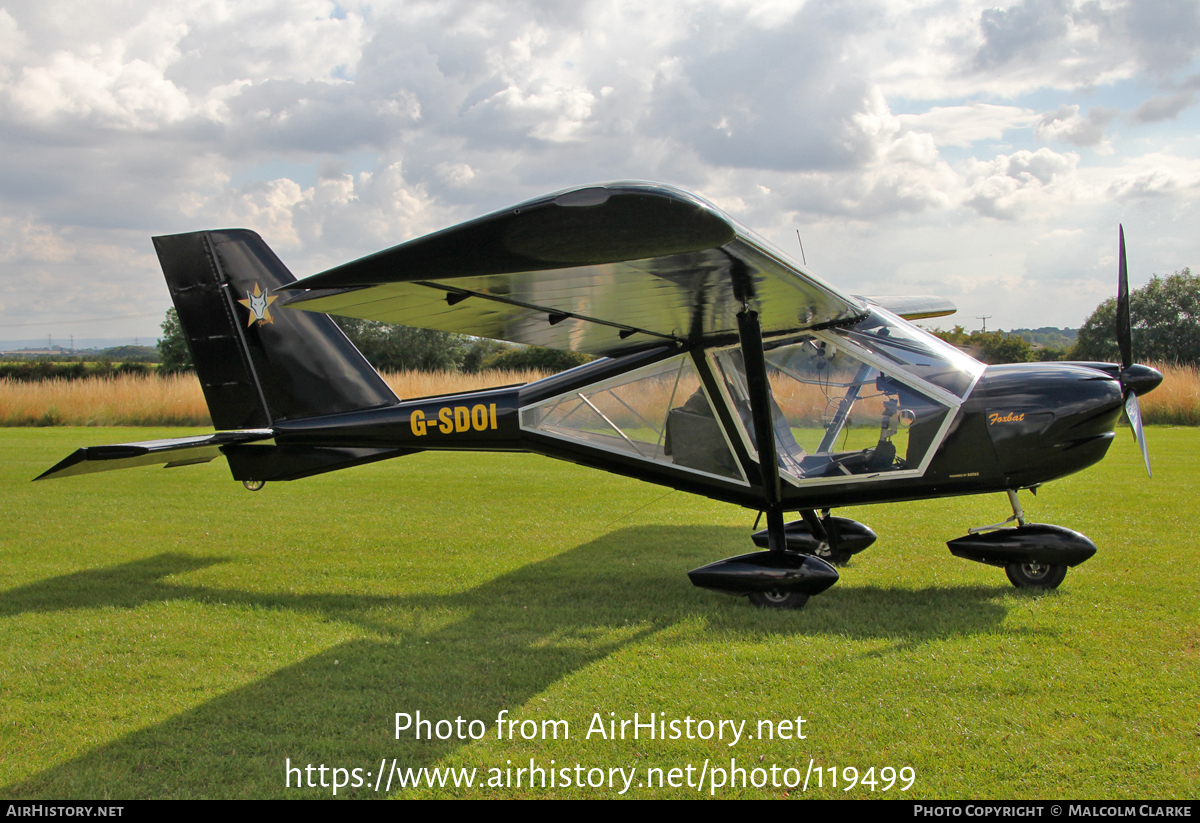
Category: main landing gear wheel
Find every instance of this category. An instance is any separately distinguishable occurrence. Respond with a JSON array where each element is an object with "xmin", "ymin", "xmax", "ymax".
[
  {"xmin": 748, "ymin": 590, "xmax": 810, "ymax": 609},
  {"xmin": 1005, "ymin": 562, "xmax": 1067, "ymax": 590}
]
